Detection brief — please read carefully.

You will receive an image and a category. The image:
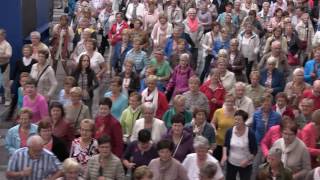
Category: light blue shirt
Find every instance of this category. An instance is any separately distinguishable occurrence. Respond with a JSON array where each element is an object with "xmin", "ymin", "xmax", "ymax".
[{"xmin": 104, "ymin": 92, "xmax": 128, "ymax": 121}]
